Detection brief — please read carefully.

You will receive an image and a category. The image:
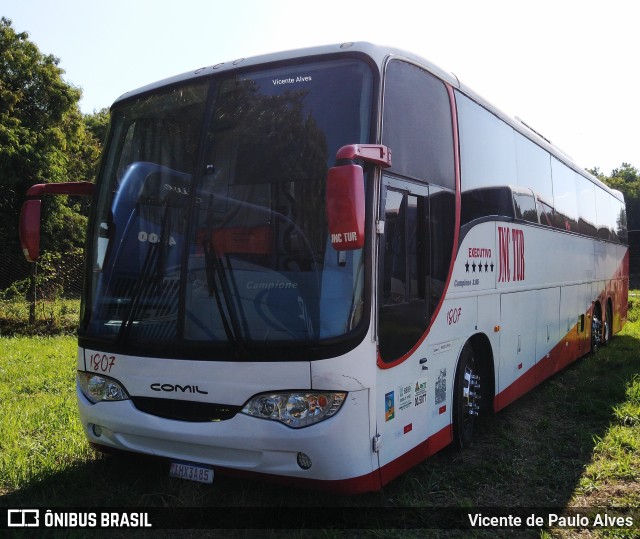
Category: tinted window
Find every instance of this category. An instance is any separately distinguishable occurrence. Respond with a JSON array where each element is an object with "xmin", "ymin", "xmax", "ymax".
[
  {"xmin": 551, "ymin": 158, "xmax": 578, "ymax": 231},
  {"xmin": 514, "ymin": 190, "xmax": 538, "ymax": 223},
  {"xmin": 614, "ymin": 198, "xmax": 628, "ymax": 243},
  {"xmin": 457, "ymin": 92, "xmax": 518, "ymax": 225},
  {"xmin": 461, "ymin": 187, "xmax": 514, "ymax": 225},
  {"xmin": 577, "ymin": 174, "xmax": 597, "ymax": 237},
  {"xmin": 429, "ymin": 187, "xmax": 455, "ymax": 313},
  {"xmin": 380, "ymin": 186, "xmax": 429, "ymax": 361},
  {"xmin": 595, "ymin": 187, "xmax": 607, "ymax": 239},
  {"xmin": 537, "ymin": 196, "xmax": 555, "ymax": 227},
  {"xmin": 378, "ymin": 179, "xmax": 456, "ymax": 362},
  {"xmin": 456, "ymin": 90, "xmax": 626, "ymax": 246},
  {"xmin": 596, "ymin": 186, "xmax": 616, "ymax": 241},
  {"xmin": 382, "ymin": 61, "xmax": 454, "ymax": 189},
  {"xmin": 84, "ymin": 60, "xmax": 375, "ymax": 358},
  {"xmin": 382, "ymin": 189, "xmax": 410, "ymax": 304},
  {"xmin": 515, "ymin": 132, "xmax": 553, "ymax": 202},
  {"xmin": 457, "ymin": 92, "xmax": 517, "ymax": 192}
]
